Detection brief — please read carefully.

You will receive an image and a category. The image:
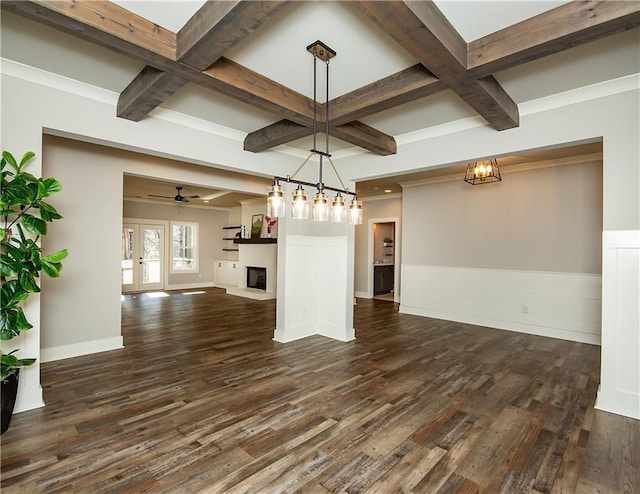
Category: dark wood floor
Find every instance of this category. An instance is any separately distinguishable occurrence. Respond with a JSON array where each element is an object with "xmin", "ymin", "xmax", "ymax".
[{"xmin": 1, "ymin": 288, "xmax": 638, "ymax": 493}]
